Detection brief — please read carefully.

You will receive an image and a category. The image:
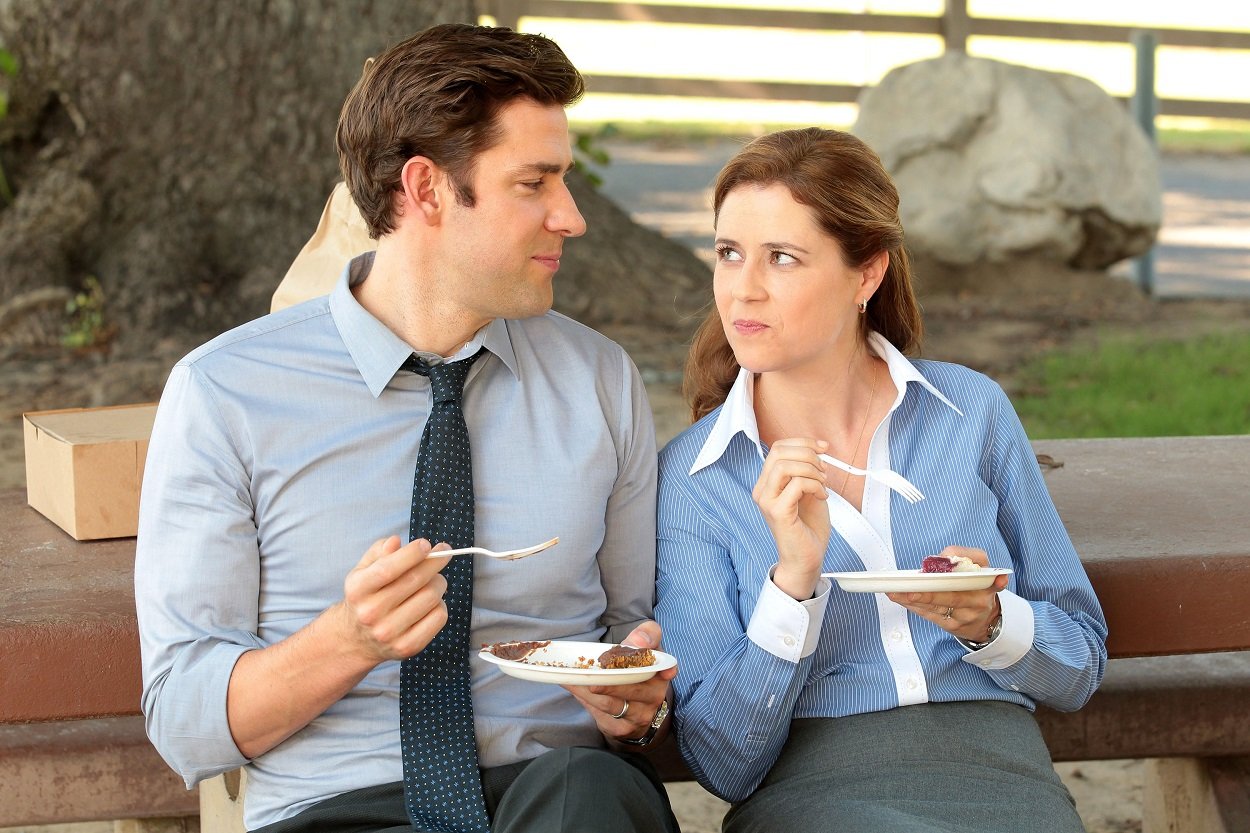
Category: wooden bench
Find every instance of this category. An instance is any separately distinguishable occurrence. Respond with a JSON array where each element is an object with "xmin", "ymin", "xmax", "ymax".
[{"xmin": 3, "ymin": 436, "xmax": 1249, "ymax": 832}]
